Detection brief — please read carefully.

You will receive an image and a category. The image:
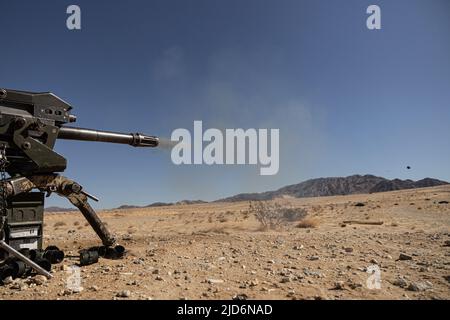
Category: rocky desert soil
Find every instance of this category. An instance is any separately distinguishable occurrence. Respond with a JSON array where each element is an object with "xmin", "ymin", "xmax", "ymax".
[{"xmin": 1, "ymin": 185, "xmax": 449, "ymax": 300}]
